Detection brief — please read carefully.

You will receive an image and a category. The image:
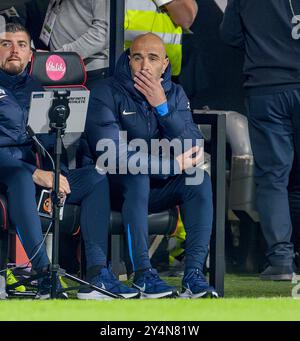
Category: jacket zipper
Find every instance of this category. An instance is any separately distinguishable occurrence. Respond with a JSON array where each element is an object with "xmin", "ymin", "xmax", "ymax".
[{"xmin": 143, "ymin": 102, "xmax": 151, "ymax": 138}]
